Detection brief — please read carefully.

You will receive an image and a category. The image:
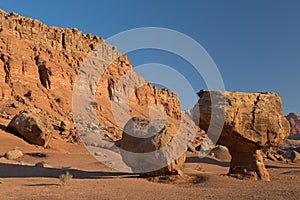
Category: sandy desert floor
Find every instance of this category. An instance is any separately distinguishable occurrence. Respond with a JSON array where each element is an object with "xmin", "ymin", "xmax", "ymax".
[{"xmin": 0, "ymin": 117, "xmax": 300, "ymax": 200}]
